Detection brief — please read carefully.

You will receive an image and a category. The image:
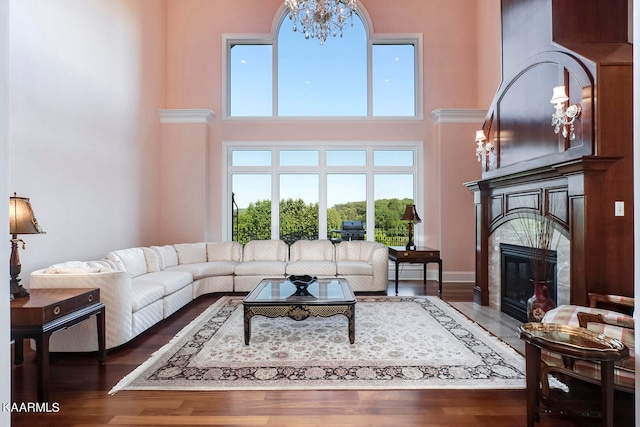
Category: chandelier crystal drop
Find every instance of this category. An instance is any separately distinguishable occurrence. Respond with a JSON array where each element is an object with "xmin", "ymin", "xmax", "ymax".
[{"xmin": 285, "ymin": 0, "xmax": 357, "ymax": 44}]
